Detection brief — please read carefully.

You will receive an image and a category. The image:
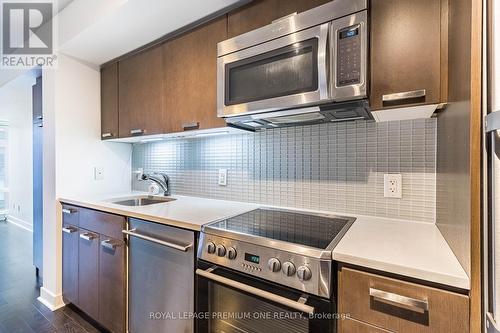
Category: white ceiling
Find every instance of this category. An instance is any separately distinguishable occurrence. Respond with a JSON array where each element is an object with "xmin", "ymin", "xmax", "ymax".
[
  {"xmin": 59, "ymin": 0, "xmax": 243, "ymax": 65},
  {"xmin": 0, "ymin": 0, "xmax": 244, "ymax": 86}
]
